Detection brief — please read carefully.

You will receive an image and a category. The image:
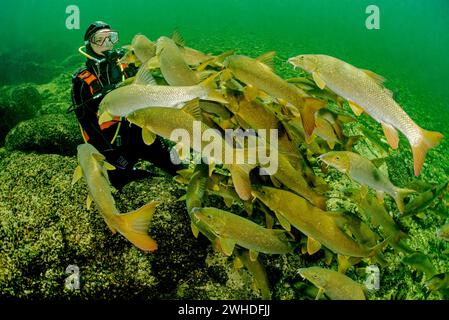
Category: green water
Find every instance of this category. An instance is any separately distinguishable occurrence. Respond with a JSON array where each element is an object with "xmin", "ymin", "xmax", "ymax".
[
  {"xmin": 3, "ymin": 0, "xmax": 449, "ymax": 103},
  {"xmin": 1, "ymin": 0, "xmax": 449, "ymax": 300}
]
